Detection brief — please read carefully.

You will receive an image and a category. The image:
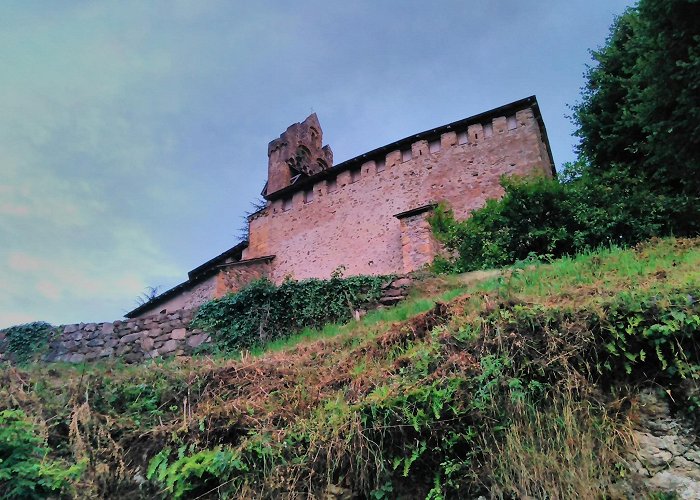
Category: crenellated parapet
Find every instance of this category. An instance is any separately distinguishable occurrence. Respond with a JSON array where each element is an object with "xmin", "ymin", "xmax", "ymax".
[{"xmin": 266, "ymin": 113, "xmax": 333, "ymax": 196}]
